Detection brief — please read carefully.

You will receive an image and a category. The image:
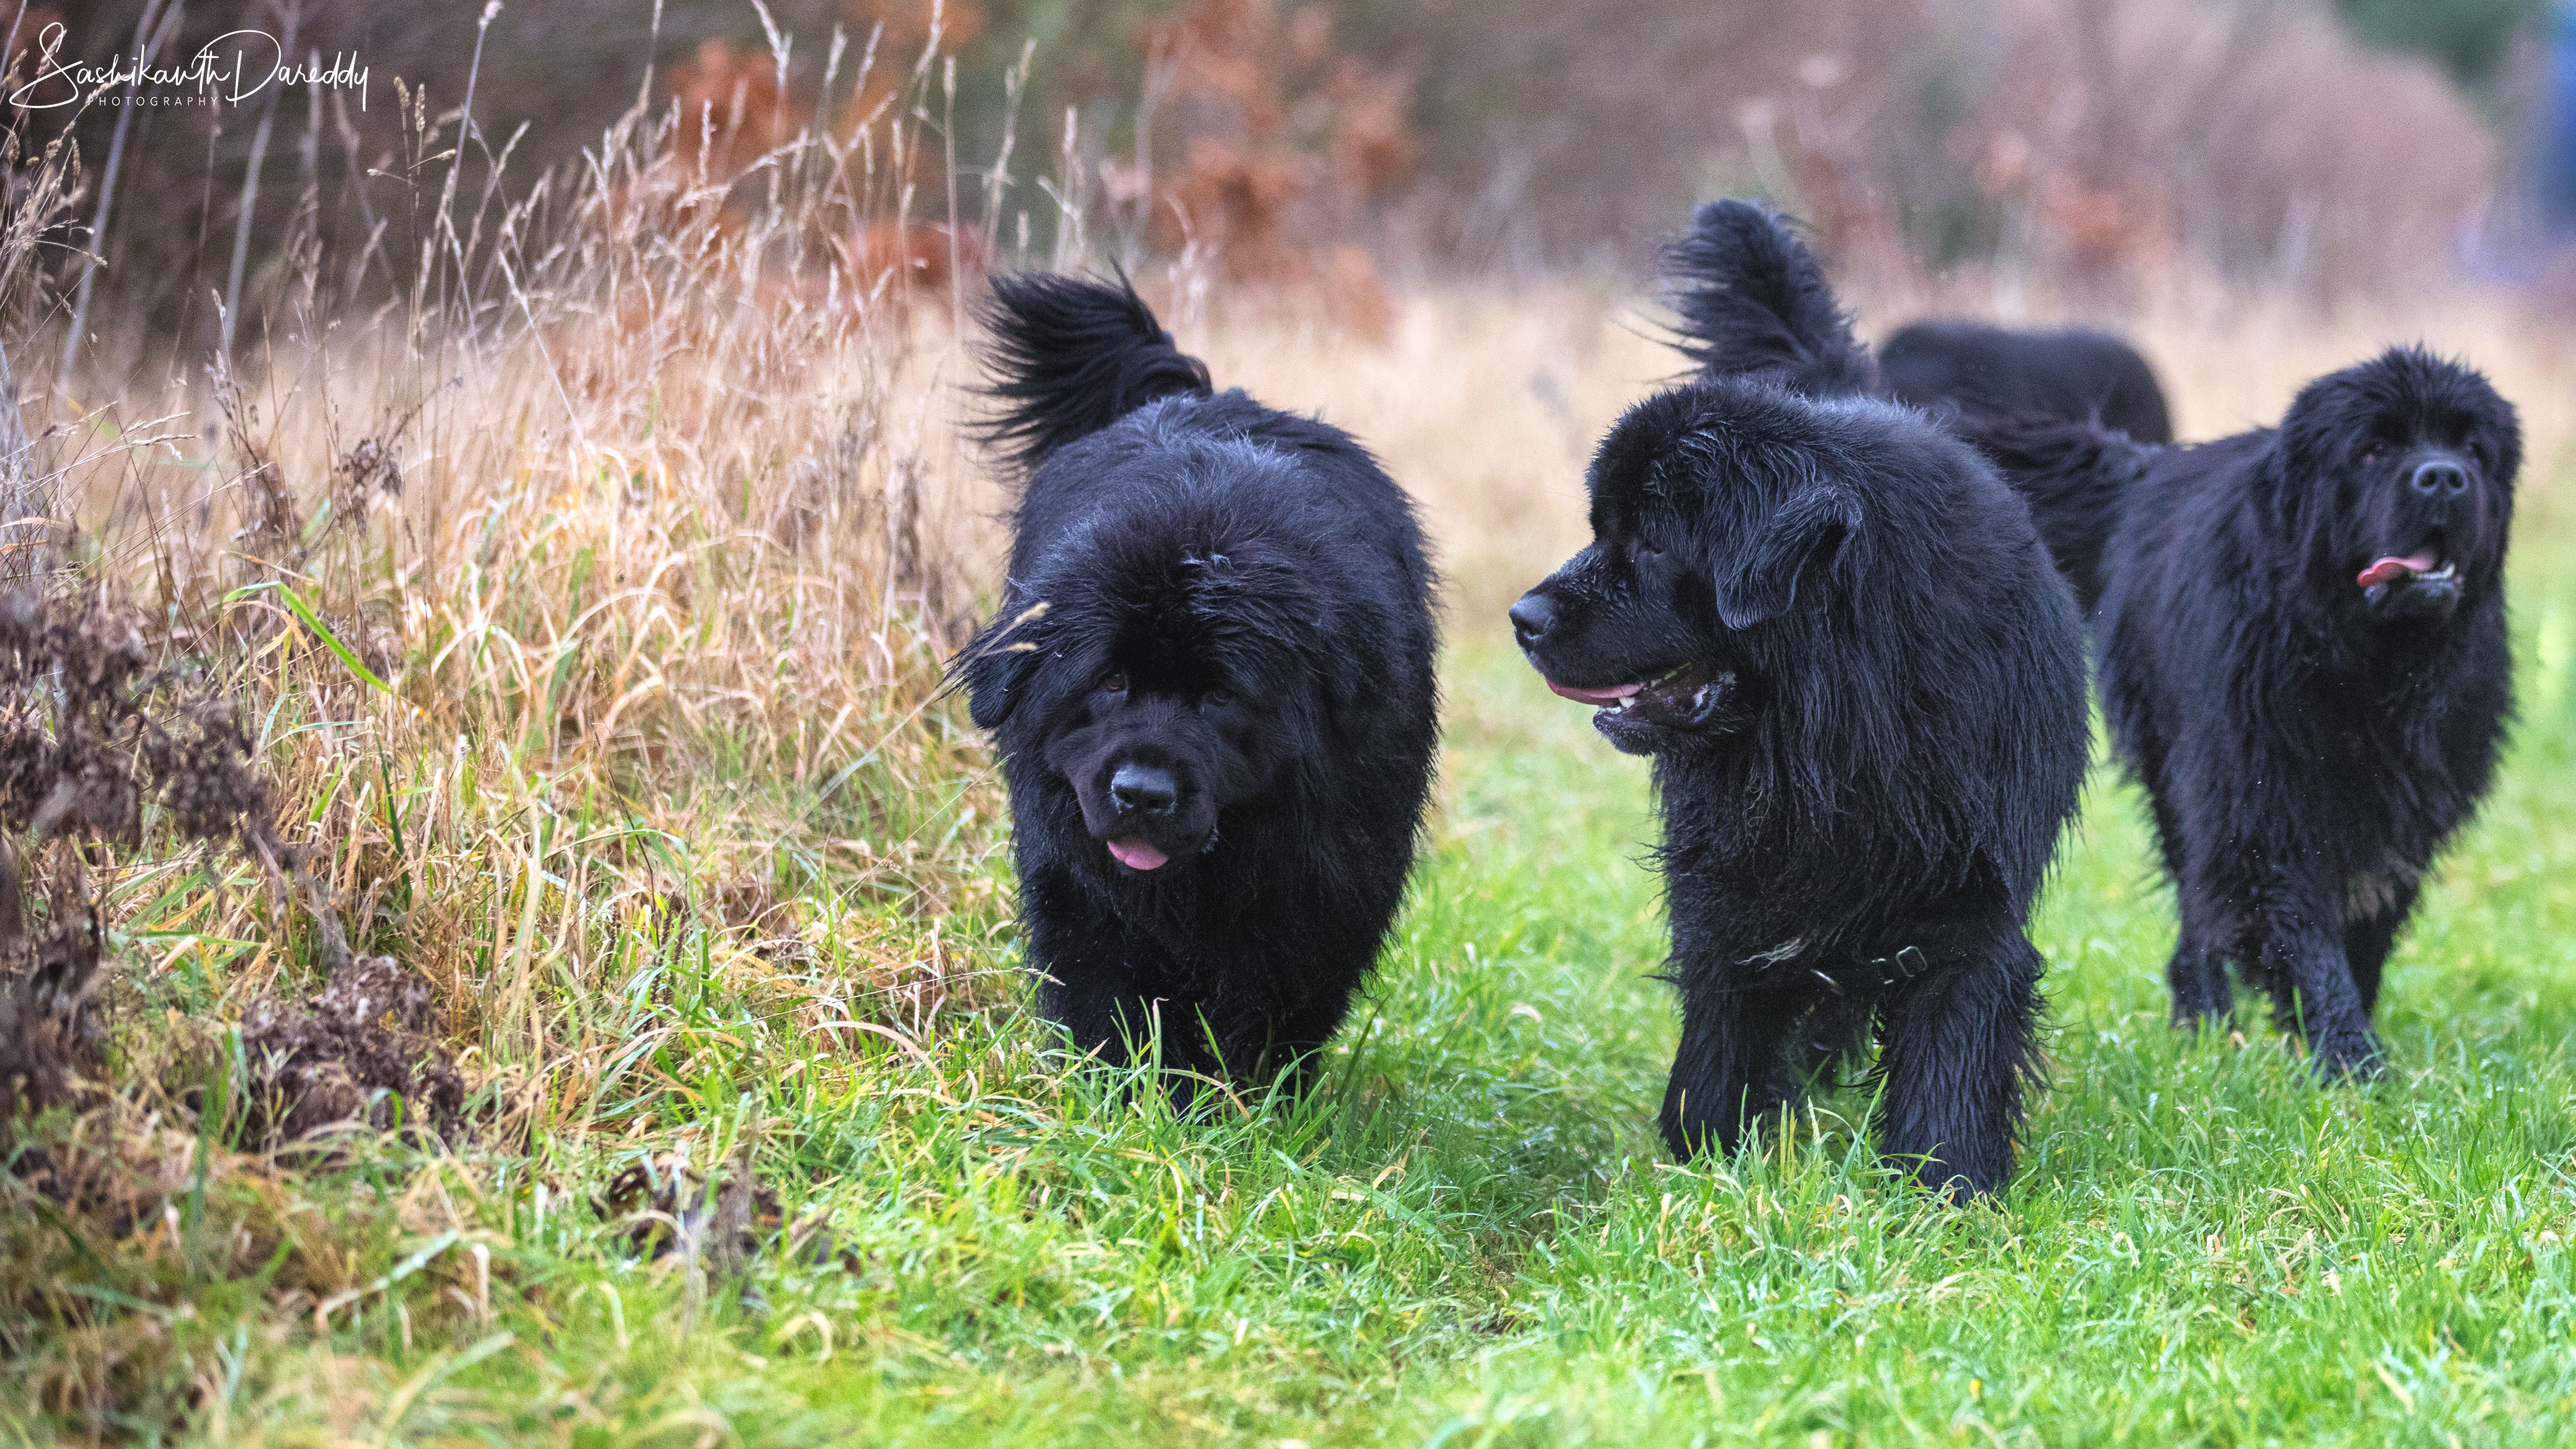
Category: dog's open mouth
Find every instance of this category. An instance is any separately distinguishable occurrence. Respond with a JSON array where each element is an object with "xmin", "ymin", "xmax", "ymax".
[
  {"xmin": 1549, "ymin": 662, "xmax": 1735, "ymax": 728},
  {"xmin": 2356, "ymin": 546, "xmax": 2457, "ymax": 592}
]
